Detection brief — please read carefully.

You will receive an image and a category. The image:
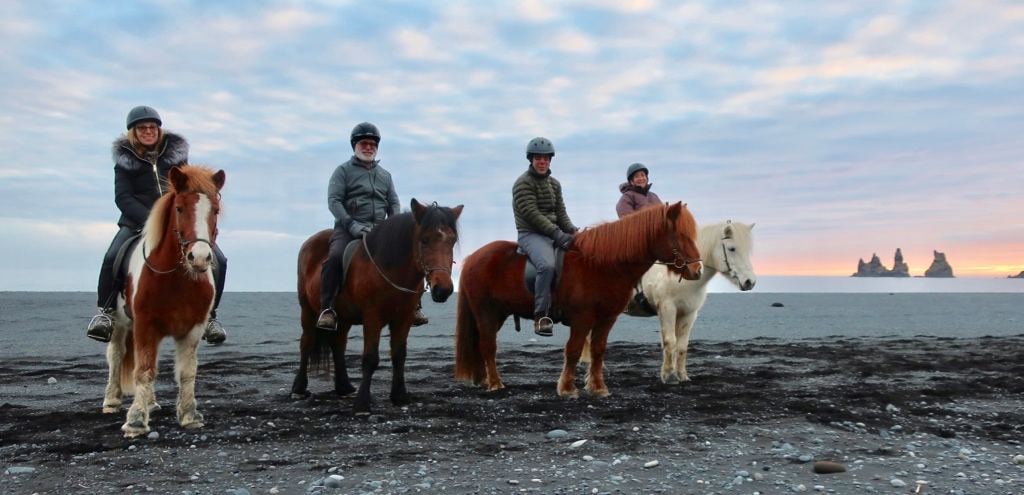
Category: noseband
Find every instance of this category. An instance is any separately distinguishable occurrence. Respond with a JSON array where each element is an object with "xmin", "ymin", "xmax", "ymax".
[{"xmin": 142, "ymin": 229, "xmax": 215, "ymax": 274}]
